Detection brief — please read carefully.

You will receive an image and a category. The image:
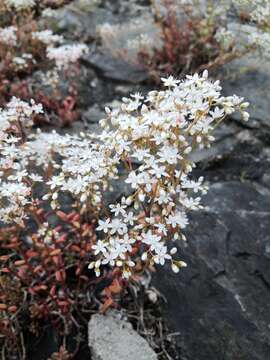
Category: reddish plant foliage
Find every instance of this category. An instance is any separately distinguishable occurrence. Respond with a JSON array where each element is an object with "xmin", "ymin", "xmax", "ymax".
[
  {"xmin": 0, "ymin": 79, "xmax": 80, "ymax": 127},
  {"xmin": 0, "ymin": 12, "xmax": 82, "ymax": 128},
  {"xmin": 0, "ymin": 208, "xmax": 126, "ymax": 357},
  {"xmin": 137, "ymin": 0, "xmax": 233, "ymax": 82}
]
